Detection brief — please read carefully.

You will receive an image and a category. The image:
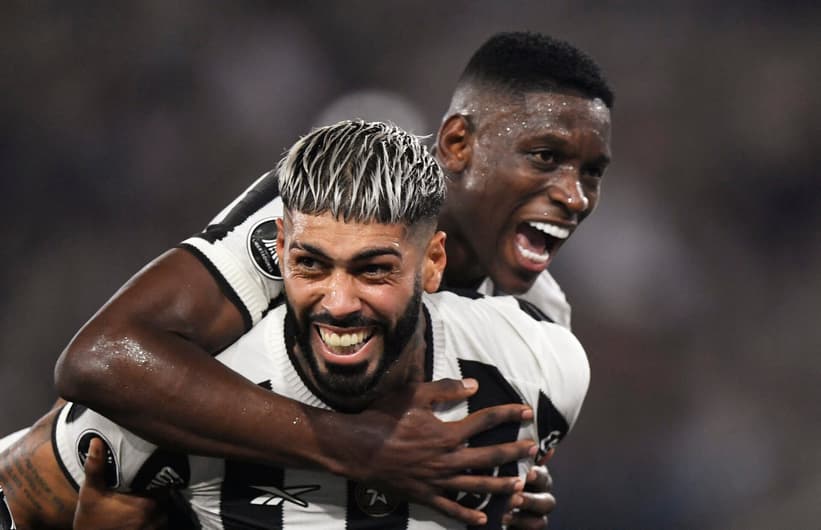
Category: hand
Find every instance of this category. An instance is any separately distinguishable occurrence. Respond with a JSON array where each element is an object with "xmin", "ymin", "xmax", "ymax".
[
  {"xmin": 503, "ymin": 465, "xmax": 556, "ymax": 530},
  {"xmin": 73, "ymin": 437, "xmax": 168, "ymax": 530},
  {"xmin": 329, "ymin": 378, "xmax": 537, "ymax": 526}
]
